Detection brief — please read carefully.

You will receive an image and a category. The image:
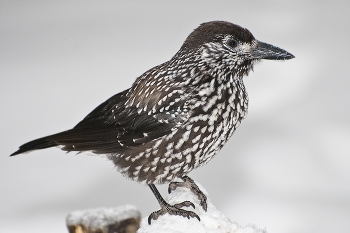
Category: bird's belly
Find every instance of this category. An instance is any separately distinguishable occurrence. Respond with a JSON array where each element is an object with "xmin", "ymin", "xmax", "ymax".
[{"xmin": 112, "ymin": 104, "xmax": 247, "ymax": 185}]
